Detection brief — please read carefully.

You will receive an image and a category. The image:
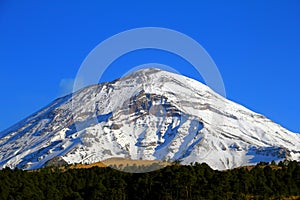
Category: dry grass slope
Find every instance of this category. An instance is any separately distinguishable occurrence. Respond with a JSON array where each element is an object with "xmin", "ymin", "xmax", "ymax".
[{"xmin": 70, "ymin": 157, "xmax": 171, "ymax": 169}]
